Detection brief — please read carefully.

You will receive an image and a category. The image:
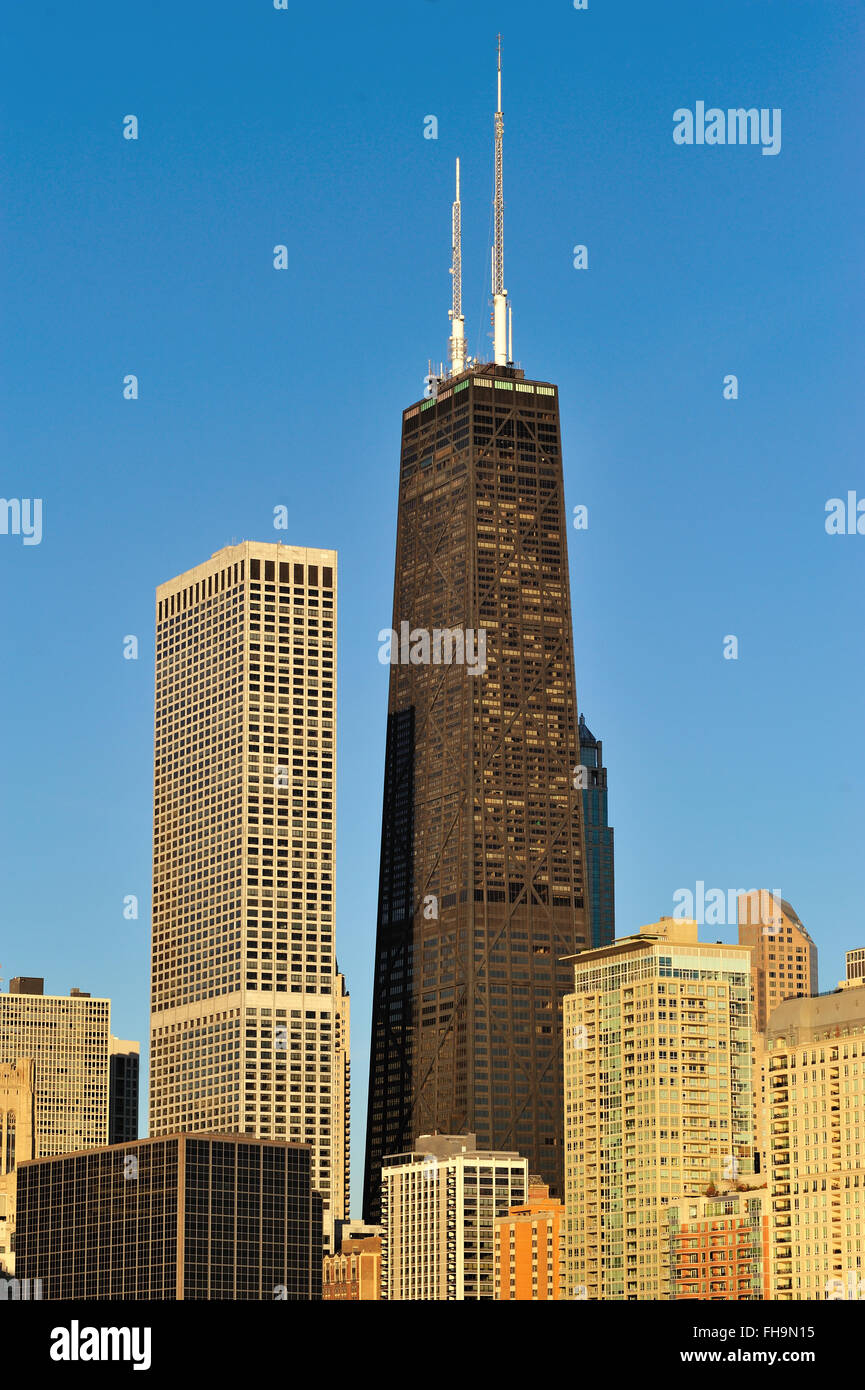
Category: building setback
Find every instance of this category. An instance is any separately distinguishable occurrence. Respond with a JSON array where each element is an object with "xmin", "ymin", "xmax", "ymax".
[
  {"xmin": 149, "ymin": 542, "xmax": 348, "ymax": 1248},
  {"xmin": 381, "ymin": 1133, "xmax": 527, "ymax": 1300},
  {"xmin": 15, "ymin": 1134, "xmax": 321, "ymax": 1300}
]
